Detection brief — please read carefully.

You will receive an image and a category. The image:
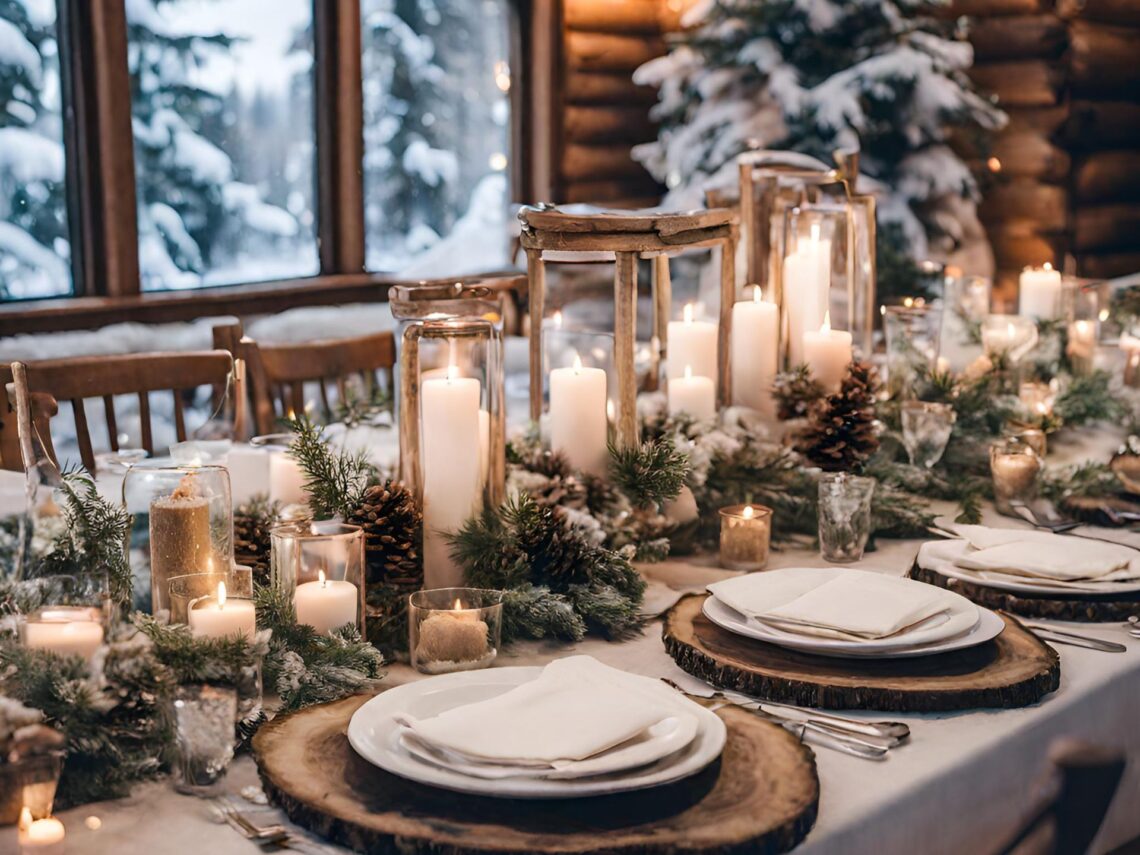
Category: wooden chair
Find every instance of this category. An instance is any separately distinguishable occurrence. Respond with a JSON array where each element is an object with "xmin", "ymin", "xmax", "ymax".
[
  {"xmin": 993, "ymin": 739, "xmax": 1126, "ymax": 855},
  {"xmin": 0, "ymin": 351, "xmax": 235, "ymax": 473}
]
